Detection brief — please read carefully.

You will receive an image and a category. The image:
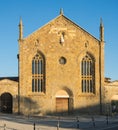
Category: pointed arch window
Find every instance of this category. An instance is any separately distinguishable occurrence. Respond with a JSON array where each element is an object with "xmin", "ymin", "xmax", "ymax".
[
  {"xmin": 32, "ymin": 52, "xmax": 45, "ymax": 93},
  {"xmin": 81, "ymin": 54, "xmax": 95, "ymax": 93}
]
